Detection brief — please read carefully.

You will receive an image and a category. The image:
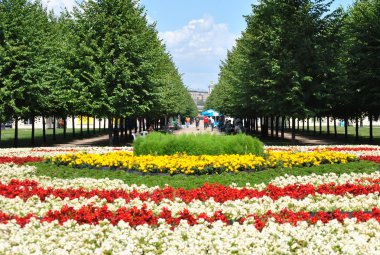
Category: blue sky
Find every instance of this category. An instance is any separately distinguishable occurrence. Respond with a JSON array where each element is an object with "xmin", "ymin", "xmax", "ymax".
[{"xmin": 44, "ymin": 0, "xmax": 353, "ymax": 91}]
